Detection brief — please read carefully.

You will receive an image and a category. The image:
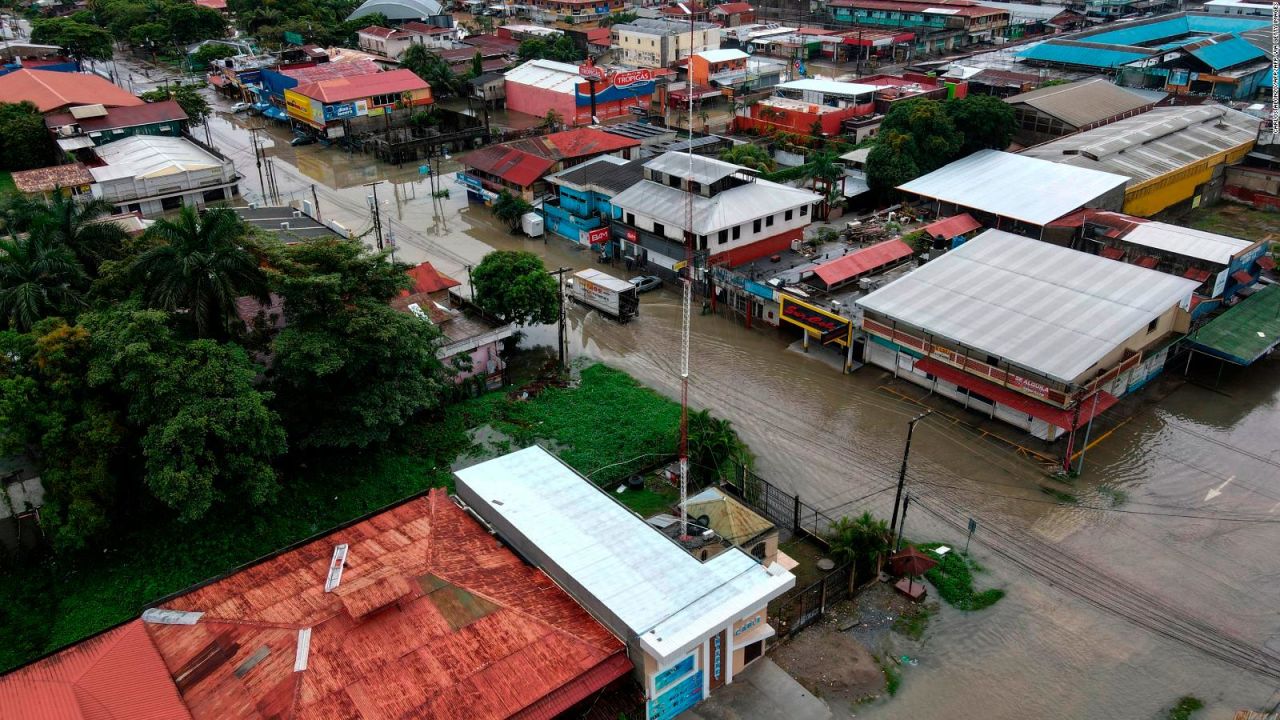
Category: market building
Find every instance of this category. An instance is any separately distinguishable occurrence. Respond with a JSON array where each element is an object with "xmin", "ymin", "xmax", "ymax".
[
  {"xmin": 856, "ymin": 229, "xmax": 1200, "ymax": 442},
  {"xmin": 1002, "ymin": 78, "xmax": 1156, "ymax": 146},
  {"xmin": 503, "ymin": 59, "xmax": 657, "ymax": 126},
  {"xmin": 896, "ymin": 149, "xmax": 1129, "ymax": 238},
  {"xmin": 455, "ymin": 446, "xmax": 796, "ymax": 720},
  {"xmin": 611, "ymin": 19, "xmax": 721, "ymax": 69},
  {"xmin": 736, "ymin": 78, "xmax": 877, "ymax": 136},
  {"xmin": 89, "ymin": 135, "xmax": 239, "ymax": 216},
  {"xmin": 608, "ymin": 152, "xmax": 822, "ymax": 271},
  {"xmin": 827, "ymin": 0, "xmax": 1009, "ymax": 53},
  {"xmin": 1020, "ymin": 104, "xmax": 1258, "ymax": 216},
  {"xmin": 284, "ymin": 67, "xmax": 432, "ymax": 138}
]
